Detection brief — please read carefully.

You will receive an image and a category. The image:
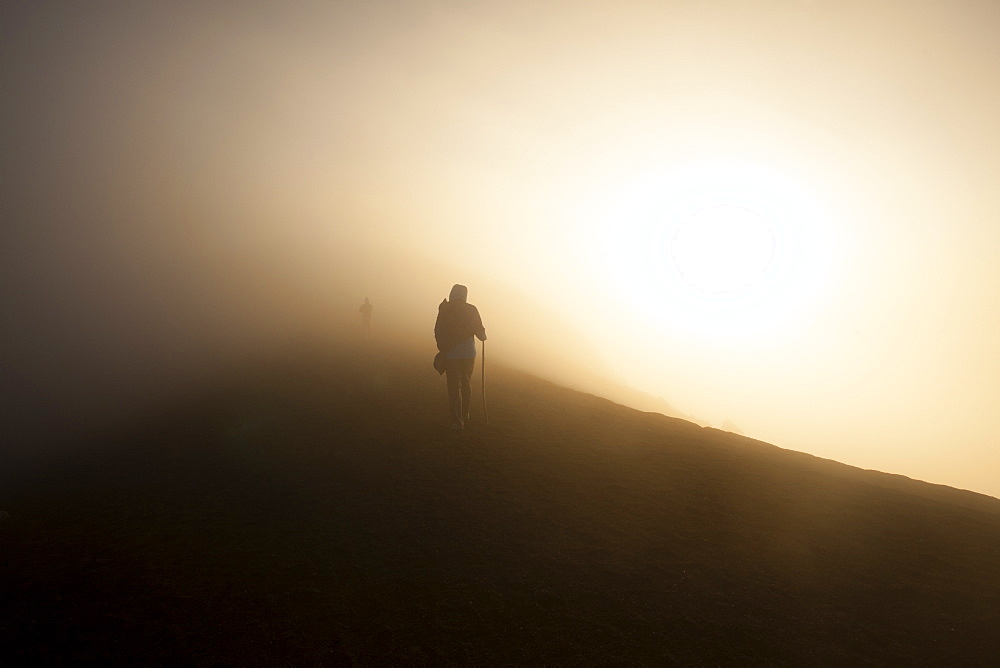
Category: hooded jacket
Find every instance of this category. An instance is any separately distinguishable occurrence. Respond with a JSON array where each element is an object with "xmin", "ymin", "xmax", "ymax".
[{"xmin": 434, "ymin": 284, "xmax": 486, "ymax": 358}]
